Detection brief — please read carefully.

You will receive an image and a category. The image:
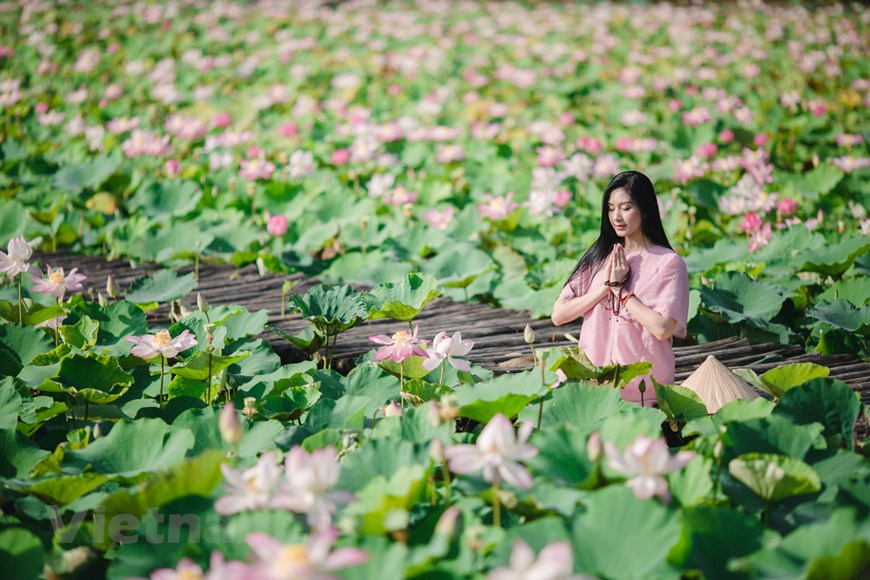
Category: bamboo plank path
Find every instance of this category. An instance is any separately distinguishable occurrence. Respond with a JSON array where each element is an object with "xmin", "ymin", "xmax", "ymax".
[{"xmin": 34, "ymin": 253, "xmax": 870, "ymax": 439}]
